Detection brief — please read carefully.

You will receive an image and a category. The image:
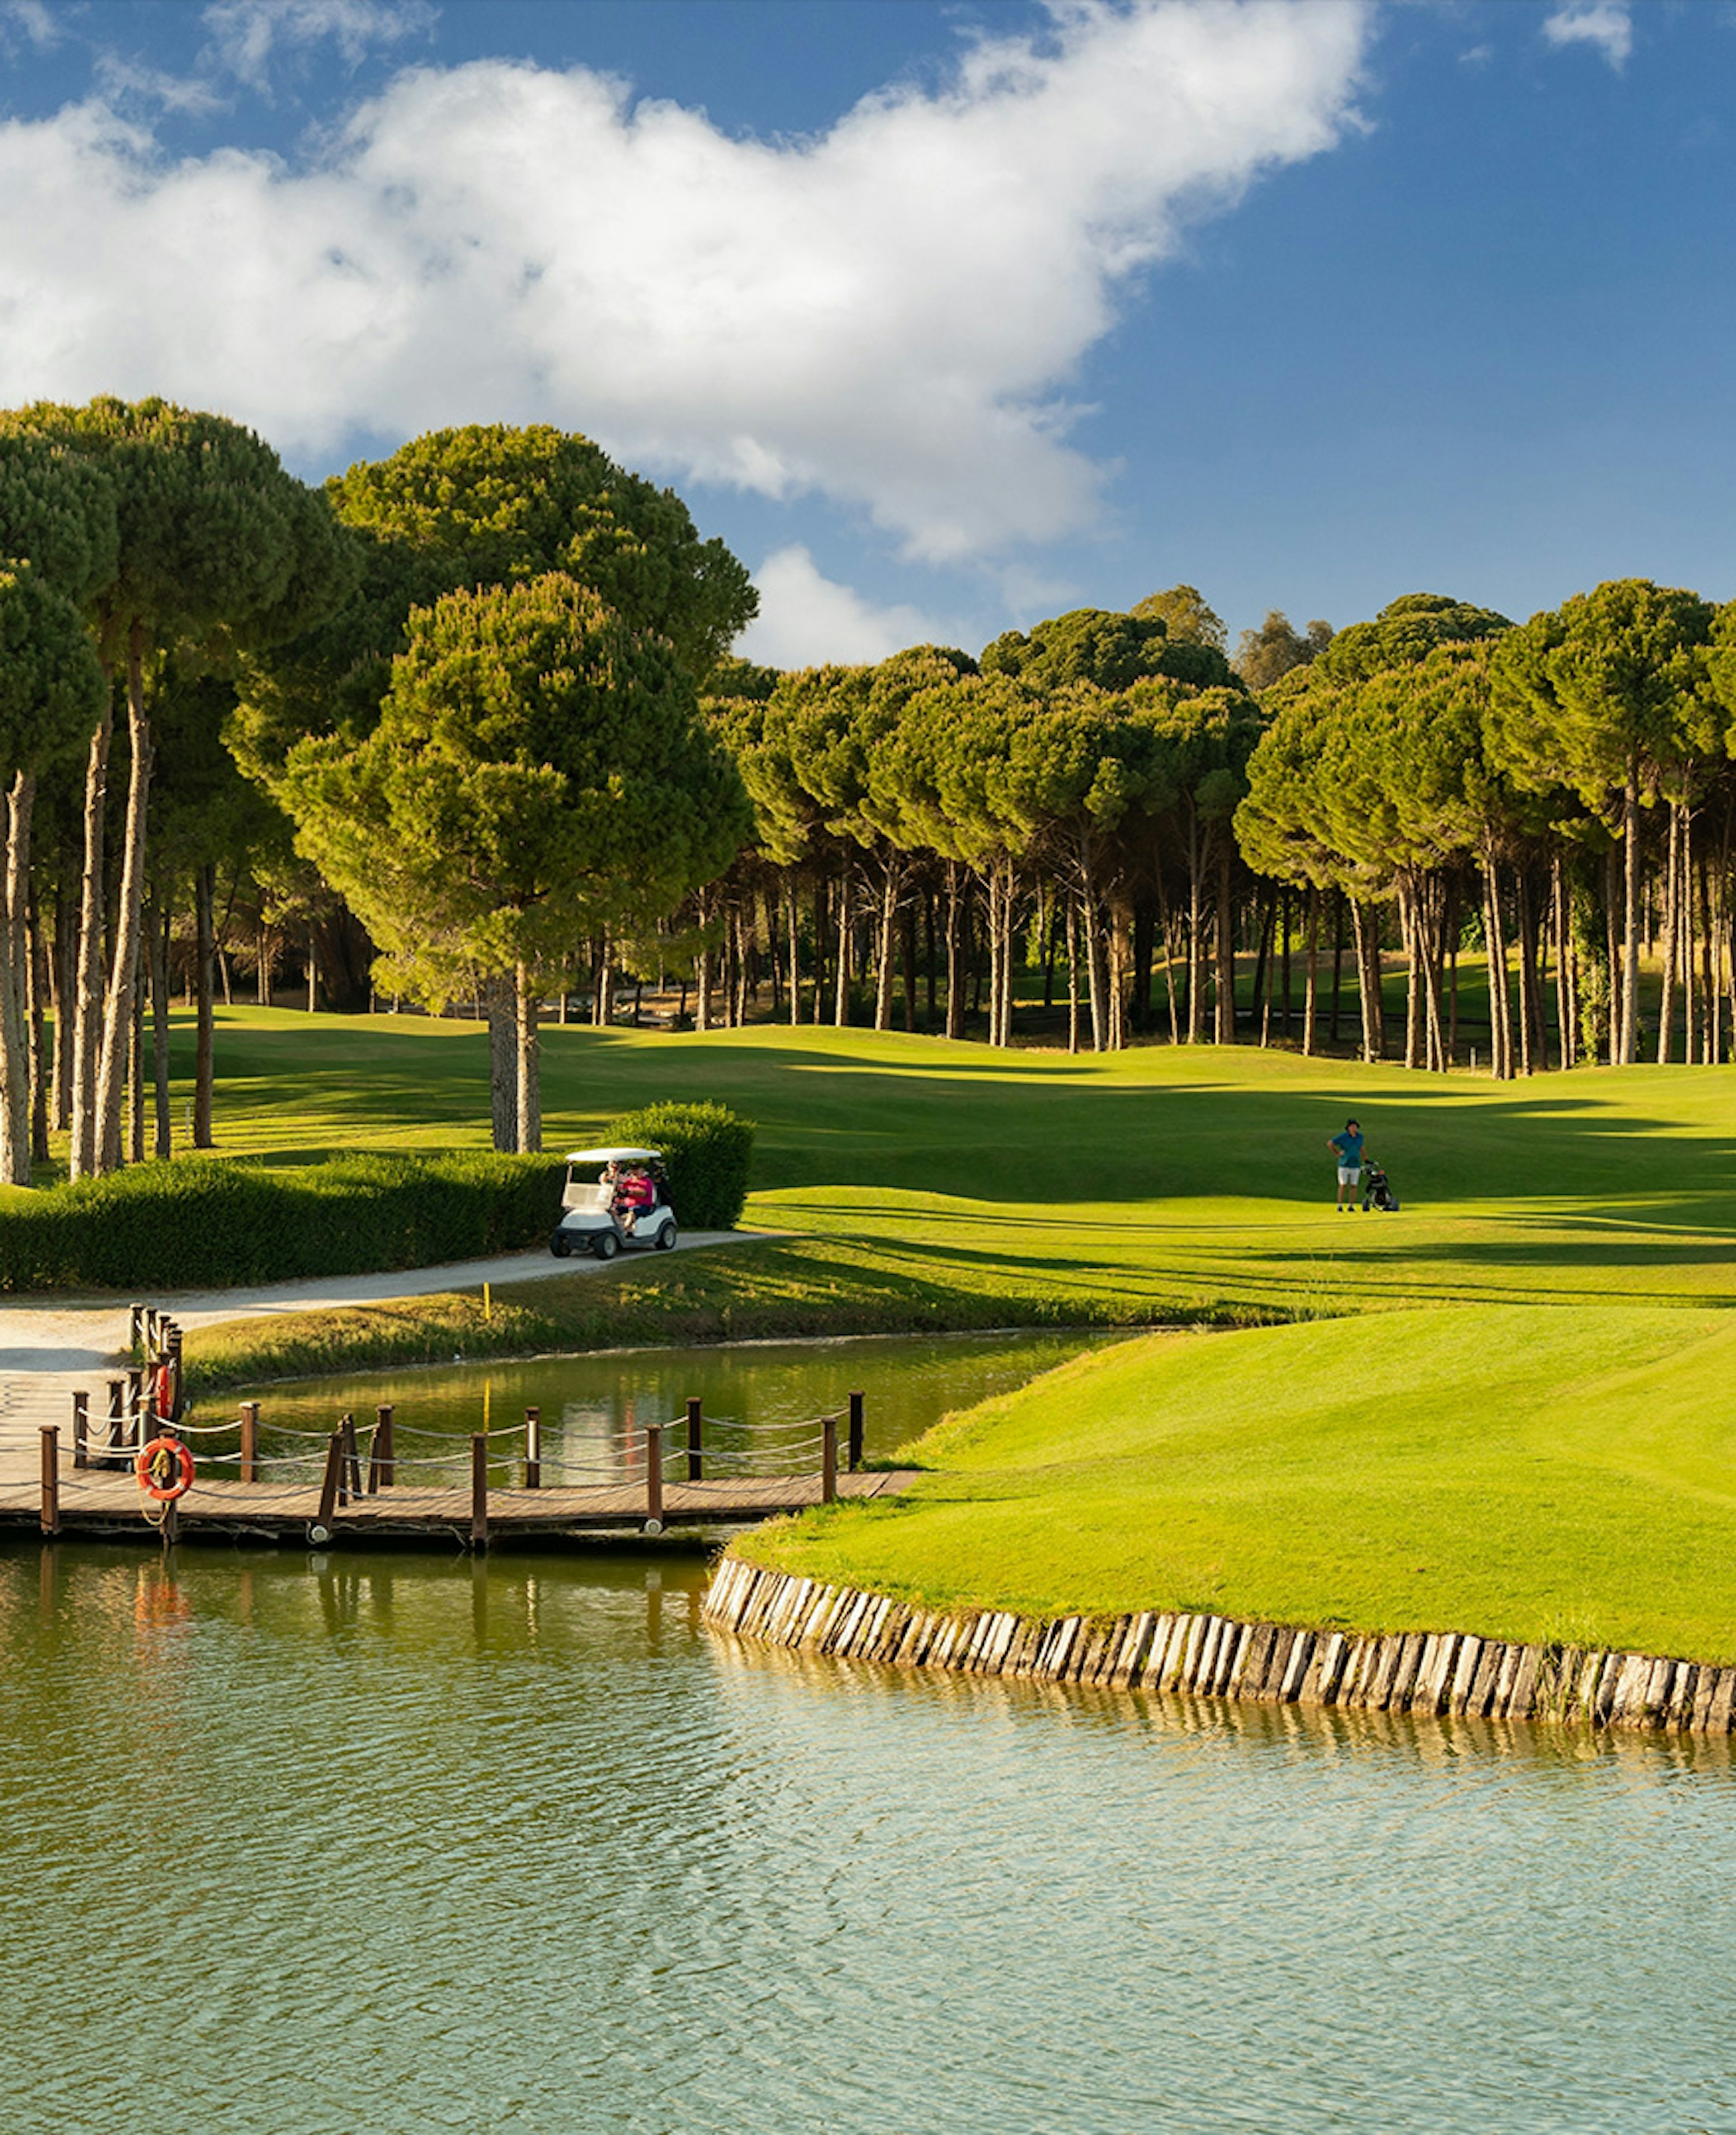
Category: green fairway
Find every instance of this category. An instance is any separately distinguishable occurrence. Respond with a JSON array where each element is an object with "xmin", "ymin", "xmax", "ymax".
[
  {"xmin": 738, "ymin": 1304, "xmax": 1736, "ymax": 1661},
  {"xmin": 140, "ymin": 1007, "xmax": 1736, "ymax": 1329},
  {"xmin": 118, "ymin": 1009, "xmax": 1736, "ymax": 1654}
]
